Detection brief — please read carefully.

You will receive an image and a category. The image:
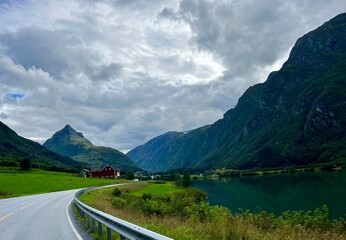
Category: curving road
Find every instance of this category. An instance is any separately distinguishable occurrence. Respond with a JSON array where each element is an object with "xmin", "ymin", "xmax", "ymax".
[{"xmin": 0, "ymin": 189, "xmax": 91, "ymax": 240}]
